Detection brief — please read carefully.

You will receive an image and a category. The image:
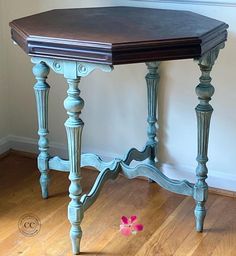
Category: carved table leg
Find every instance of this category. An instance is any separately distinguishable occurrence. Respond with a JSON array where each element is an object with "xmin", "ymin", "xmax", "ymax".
[
  {"xmin": 146, "ymin": 62, "xmax": 160, "ymax": 182},
  {"xmin": 194, "ymin": 44, "xmax": 224, "ymax": 232},
  {"xmin": 33, "ymin": 62, "xmax": 50, "ymax": 199},
  {"xmin": 64, "ymin": 77, "xmax": 84, "ymax": 255},
  {"xmin": 31, "ymin": 57, "xmax": 113, "ymax": 254}
]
